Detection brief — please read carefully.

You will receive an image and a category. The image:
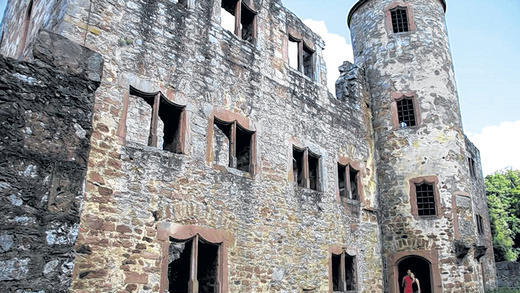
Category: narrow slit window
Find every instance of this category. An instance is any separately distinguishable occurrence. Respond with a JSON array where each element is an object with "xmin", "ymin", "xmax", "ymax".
[
  {"xmin": 308, "ymin": 152, "xmax": 320, "ymax": 191},
  {"xmin": 476, "ymin": 214, "xmax": 484, "ymax": 235},
  {"xmin": 345, "ymin": 254, "xmax": 356, "ymax": 291},
  {"xmin": 127, "ymin": 87, "xmax": 185, "ymax": 154},
  {"xmin": 415, "ymin": 183, "xmax": 436, "ymax": 216},
  {"xmin": 396, "ymin": 97, "xmax": 416, "ymax": 127},
  {"xmin": 338, "ymin": 164, "xmax": 347, "ymax": 199},
  {"xmin": 168, "ymin": 236, "xmax": 221, "ymax": 293},
  {"xmin": 331, "ymin": 251, "xmax": 357, "ymax": 292},
  {"xmin": 391, "ymin": 7, "xmax": 409, "ymax": 33},
  {"xmin": 288, "ymin": 36, "xmax": 300, "ymax": 71},
  {"xmin": 236, "ymin": 124, "xmax": 253, "ymax": 172},
  {"xmin": 240, "ymin": 3, "xmax": 256, "ymax": 44},
  {"xmin": 221, "ymin": 0, "xmax": 237, "ymax": 33},
  {"xmin": 303, "ymin": 43, "xmax": 314, "ymax": 79},
  {"xmin": 213, "ymin": 119, "xmax": 255, "ymax": 174},
  {"xmin": 348, "ymin": 166, "xmax": 359, "ymax": 201},
  {"xmin": 293, "ymin": 147, "xmax": 305, "ymax": 187},
  {"xmin": 332, "ymin": 253, "xmax": 342, "ymax": 291},
  {"xmin": 468, "ymin": 157, "xmax": 476, "ymax": 178}
]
